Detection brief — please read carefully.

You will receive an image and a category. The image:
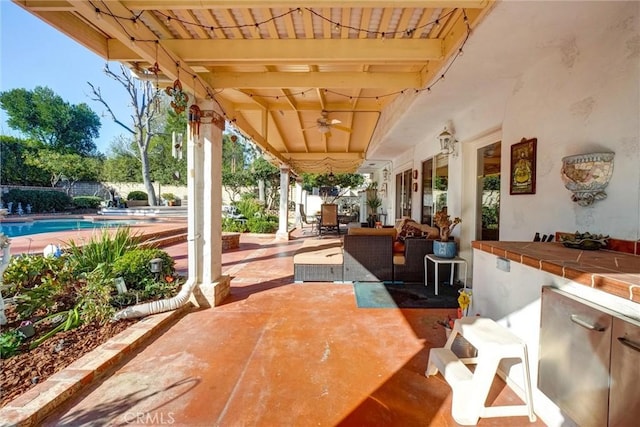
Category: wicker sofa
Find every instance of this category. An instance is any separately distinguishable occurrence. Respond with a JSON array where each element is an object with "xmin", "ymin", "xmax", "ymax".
[{"xmin": 293, "ymin": 223, "xmax": 451, "ymax": 283}]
